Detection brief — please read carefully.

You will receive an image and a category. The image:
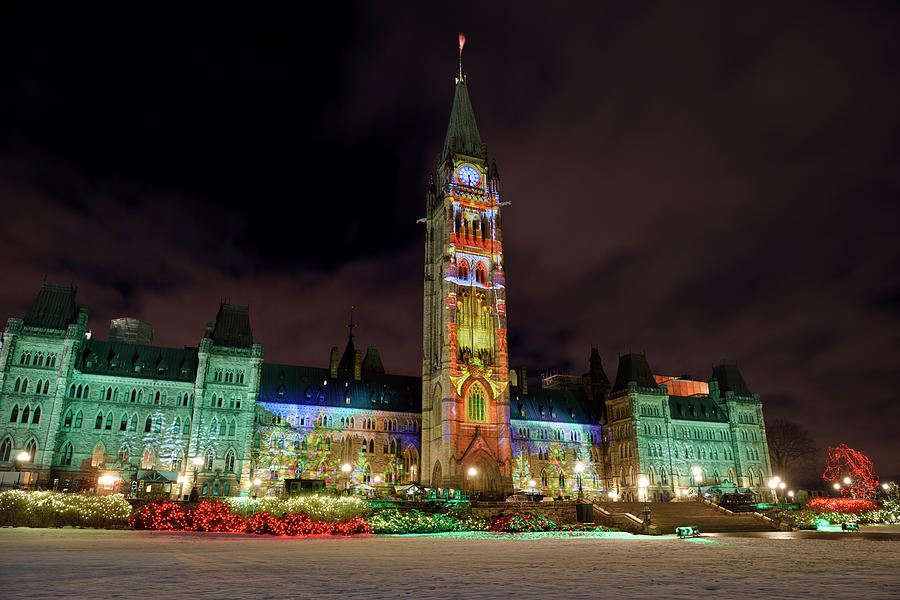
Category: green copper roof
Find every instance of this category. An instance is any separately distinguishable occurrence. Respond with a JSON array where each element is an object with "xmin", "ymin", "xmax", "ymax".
[{"xmin": 441, "ymin": 79, "xmax": 484, "ymax": 163}]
